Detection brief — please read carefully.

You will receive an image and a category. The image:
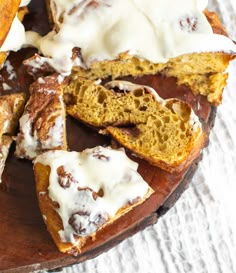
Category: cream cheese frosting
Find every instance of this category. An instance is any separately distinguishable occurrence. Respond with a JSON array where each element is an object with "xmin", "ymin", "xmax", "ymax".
[
  {"xmin": 15, "ymin": 75, "xmax": 66, "ymax": 160},
  {"xmin": 26, "ymin": 0, "xmax": 236, "ymax": 75},
  {"xmin": 34, "ymin": 146, "xmax": 151, "ymax": 242},
  {"xmin": 0, "ymin": 0, "xmax": 31, "ymax": 52},
  {"xmin": 104, "ymin": 80, "xmax": 165, "ymax": 103},
  {"xmin": 20, "ymin": 0, "xmax": 31, "ymax": 7},
  {"xmin": 15, "ymin": 102, "xmax": 65, "ymax": 159}
]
